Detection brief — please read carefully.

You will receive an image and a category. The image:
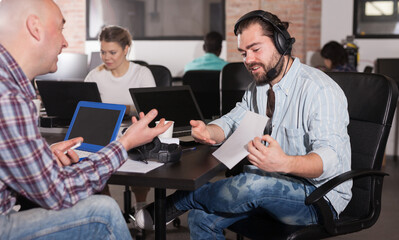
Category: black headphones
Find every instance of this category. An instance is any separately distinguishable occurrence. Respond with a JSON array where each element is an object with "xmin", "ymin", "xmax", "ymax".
[{"xmin": 234, "ymin": 10, "xmax": 295, "ymax": 55}]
